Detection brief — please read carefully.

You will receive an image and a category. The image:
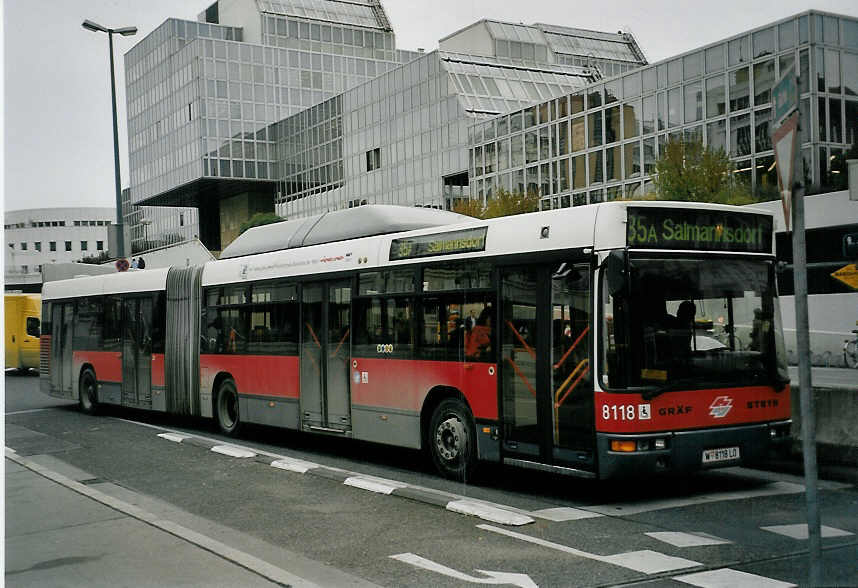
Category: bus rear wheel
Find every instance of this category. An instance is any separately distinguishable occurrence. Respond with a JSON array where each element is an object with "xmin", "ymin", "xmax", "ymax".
[
  {"xmin": 79, "ymin": 369, "xmax": 99, "ymax": 415},
  {"xmin": 215, "ymin": 378, "xmax": 241, "ymax": 436},
  {"xmin": 428, "ymin": 398, "xmax": 477, "ymax": 481}
]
